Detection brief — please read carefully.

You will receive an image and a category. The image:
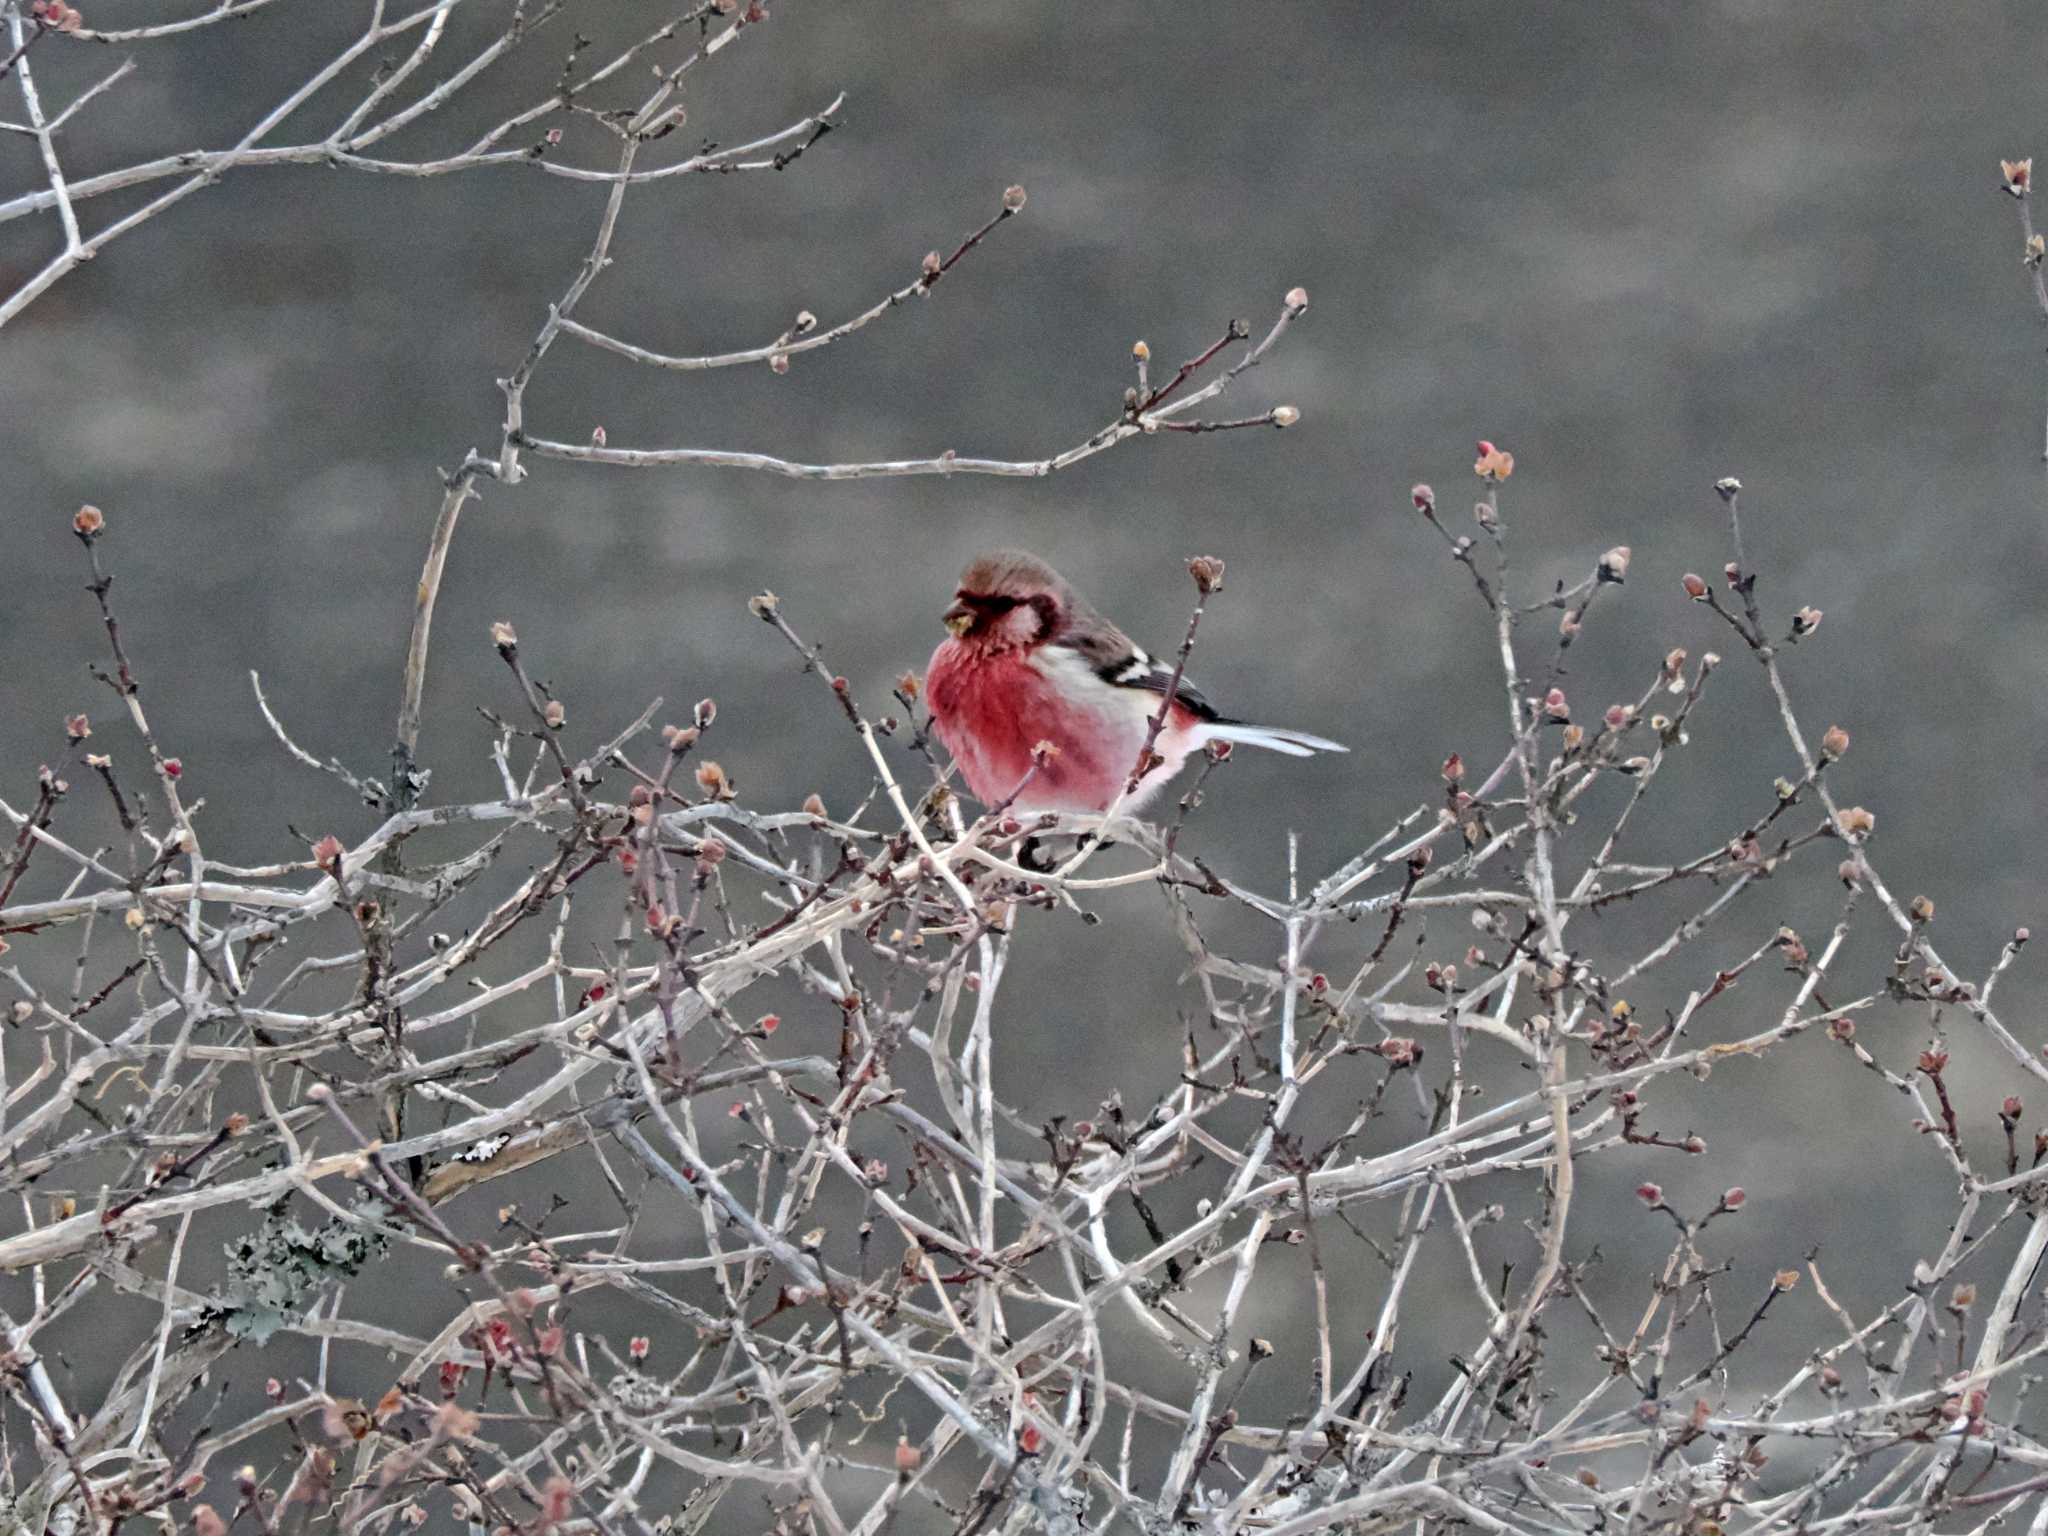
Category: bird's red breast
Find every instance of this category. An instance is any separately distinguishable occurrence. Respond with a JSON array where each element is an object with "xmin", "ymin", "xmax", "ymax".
[{"xmin": 926, "ymin": 638, "xmax": 1182, "ymax": 812}]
